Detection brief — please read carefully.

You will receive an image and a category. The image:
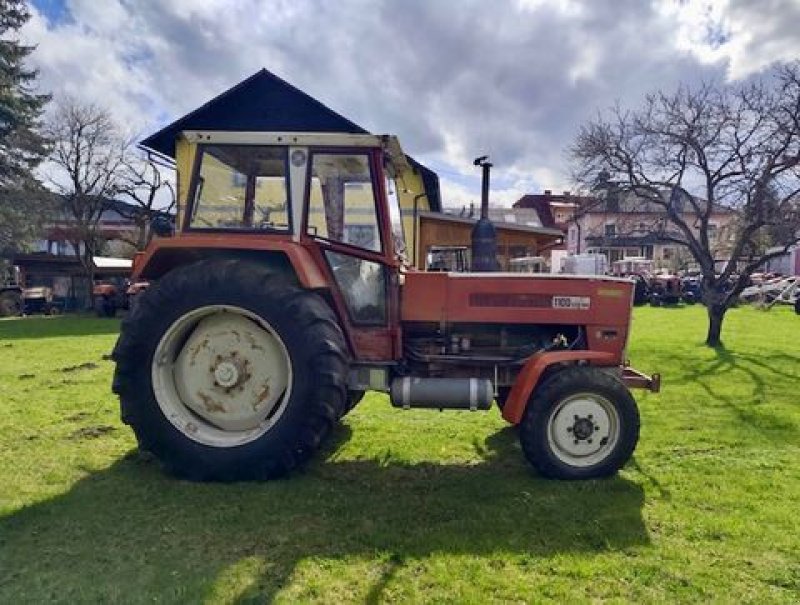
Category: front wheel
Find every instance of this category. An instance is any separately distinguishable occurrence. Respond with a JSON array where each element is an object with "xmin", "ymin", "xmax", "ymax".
[
  {"xmin": 112, "ymin": 259, "xmax": 349, "ymax": 481},
  {"xmin": 519, "ymin": 366, "xmax": 640, "ymax": 479}
]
